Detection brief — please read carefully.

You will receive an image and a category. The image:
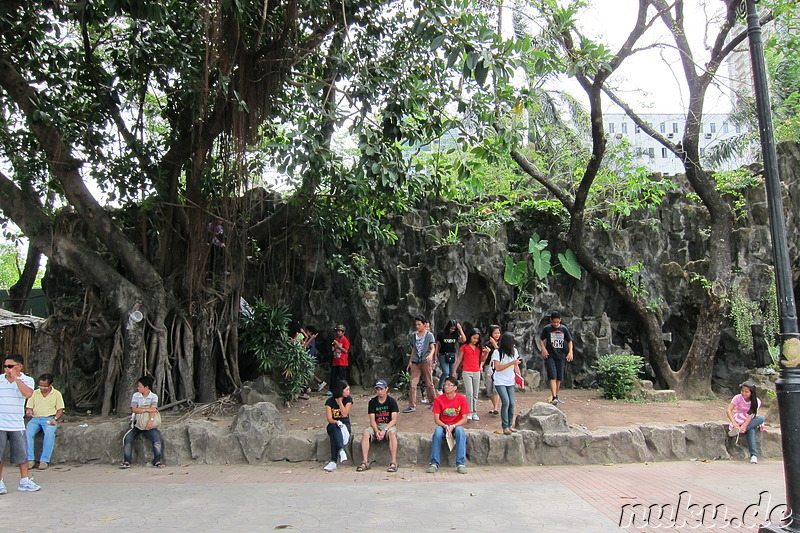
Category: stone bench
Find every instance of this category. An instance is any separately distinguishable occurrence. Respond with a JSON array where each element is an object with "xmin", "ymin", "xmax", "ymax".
[{"xmin": 40, "ymin": 402, "xmax": 782, "ymax": 467}]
